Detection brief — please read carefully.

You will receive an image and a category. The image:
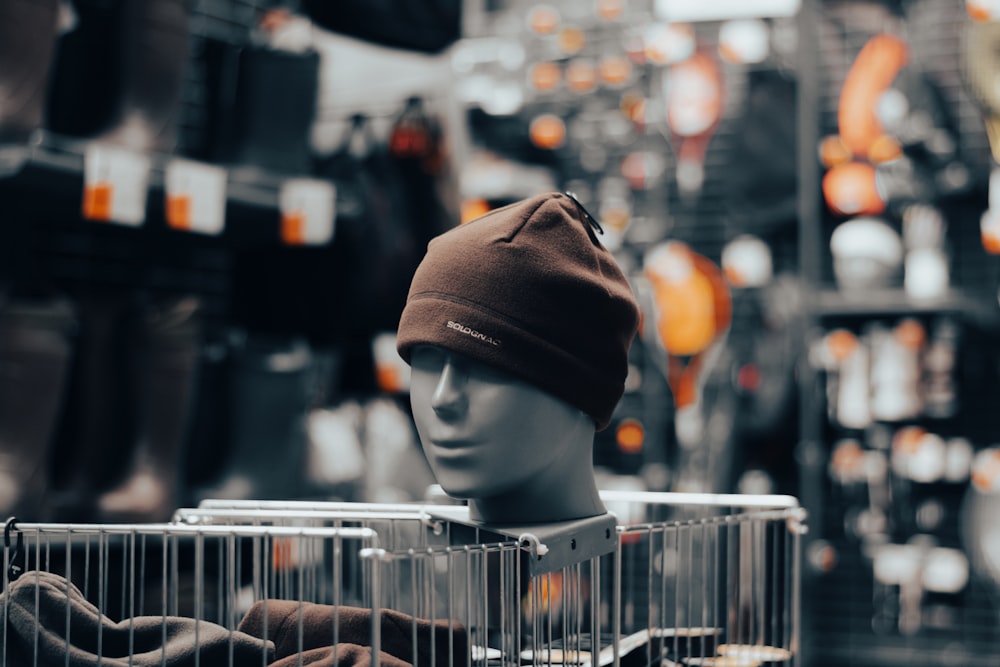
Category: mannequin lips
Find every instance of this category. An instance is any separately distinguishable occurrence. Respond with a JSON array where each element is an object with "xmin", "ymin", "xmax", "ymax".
[{"xmin": 429, "ymin": 438, "xmax": 477, "ymax": 451}]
